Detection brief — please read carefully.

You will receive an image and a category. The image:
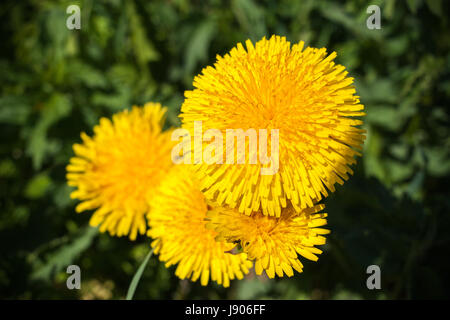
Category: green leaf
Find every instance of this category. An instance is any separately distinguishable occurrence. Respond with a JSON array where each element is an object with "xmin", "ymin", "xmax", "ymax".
[
  {"xmin": 0, "ymin": 96, "xmax": 31, "ymax": 125},
  {"xmin": 318, "ymin": 2, "xmax": 381, "ymax": 40},
  {"xmin": 66, "ymin": 60, "xmax": 108, "ymax": 88},
  {"xmin": 126, "ymin": 247, "xmax": 154, "ymax": 300},
  {"xmin": 30, "ymin": 227, "xmax": 98, "ymax": 281},
  {"xmin": 184, "ymin": 19, "xmax": 217, "ymax": 76},
  {"xmin": 425, "ymin": 146, "xmax": 450, "ymax": 176},
  {"xmin": 24, "ymin": 173, "xmax": 52, "ymax": 199},
  {"xmin": 26, "ymin": 94, "xmax": 72, "ymax": 169},
  {"xmin": 0, "ymin": 159, "xmax": 17, "ymax": 178},
  {"xmin": 126, "ymin": 0, "xmax": 159, "ymax": 67},
  {"xmin": 232, "ymin": 0, "xmax": 266, "ymax": 40},
  {"xmin": 365, "ymin": 105, "xmax": 402, "ymax": 131},
  {"xmin": 92, "ymin": 86, "xmax": 131, "ymax": 112}
]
